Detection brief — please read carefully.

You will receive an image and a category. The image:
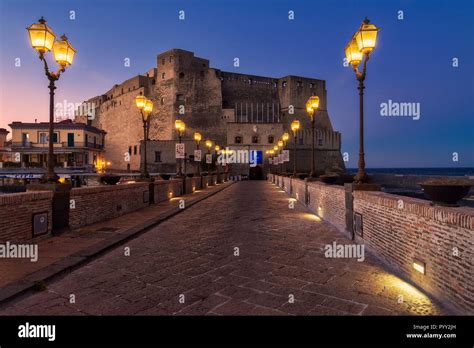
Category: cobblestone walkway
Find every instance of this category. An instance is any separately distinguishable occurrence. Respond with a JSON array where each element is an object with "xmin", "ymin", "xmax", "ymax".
[{"xmin": 0, "ymin": 181, "xmax": 446, "ymax": 315}]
